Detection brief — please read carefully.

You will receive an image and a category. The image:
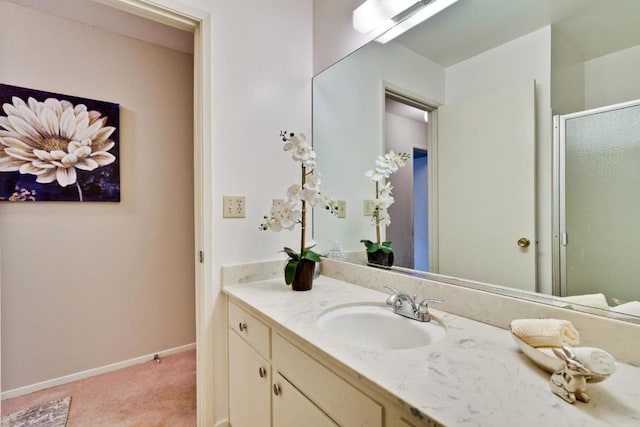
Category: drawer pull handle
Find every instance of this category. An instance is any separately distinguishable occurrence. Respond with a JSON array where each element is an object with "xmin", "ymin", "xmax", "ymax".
[
  {"xmin": 238, "ymin": 322, "xmax": 247, "ymax": 332},
  {"xmin": 273, "ymin": 384, "xmax": 281, "ymax": 396},
  {"xmin": 258, "ymin": 367, "xmax": 266, "ymax": 378}
]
